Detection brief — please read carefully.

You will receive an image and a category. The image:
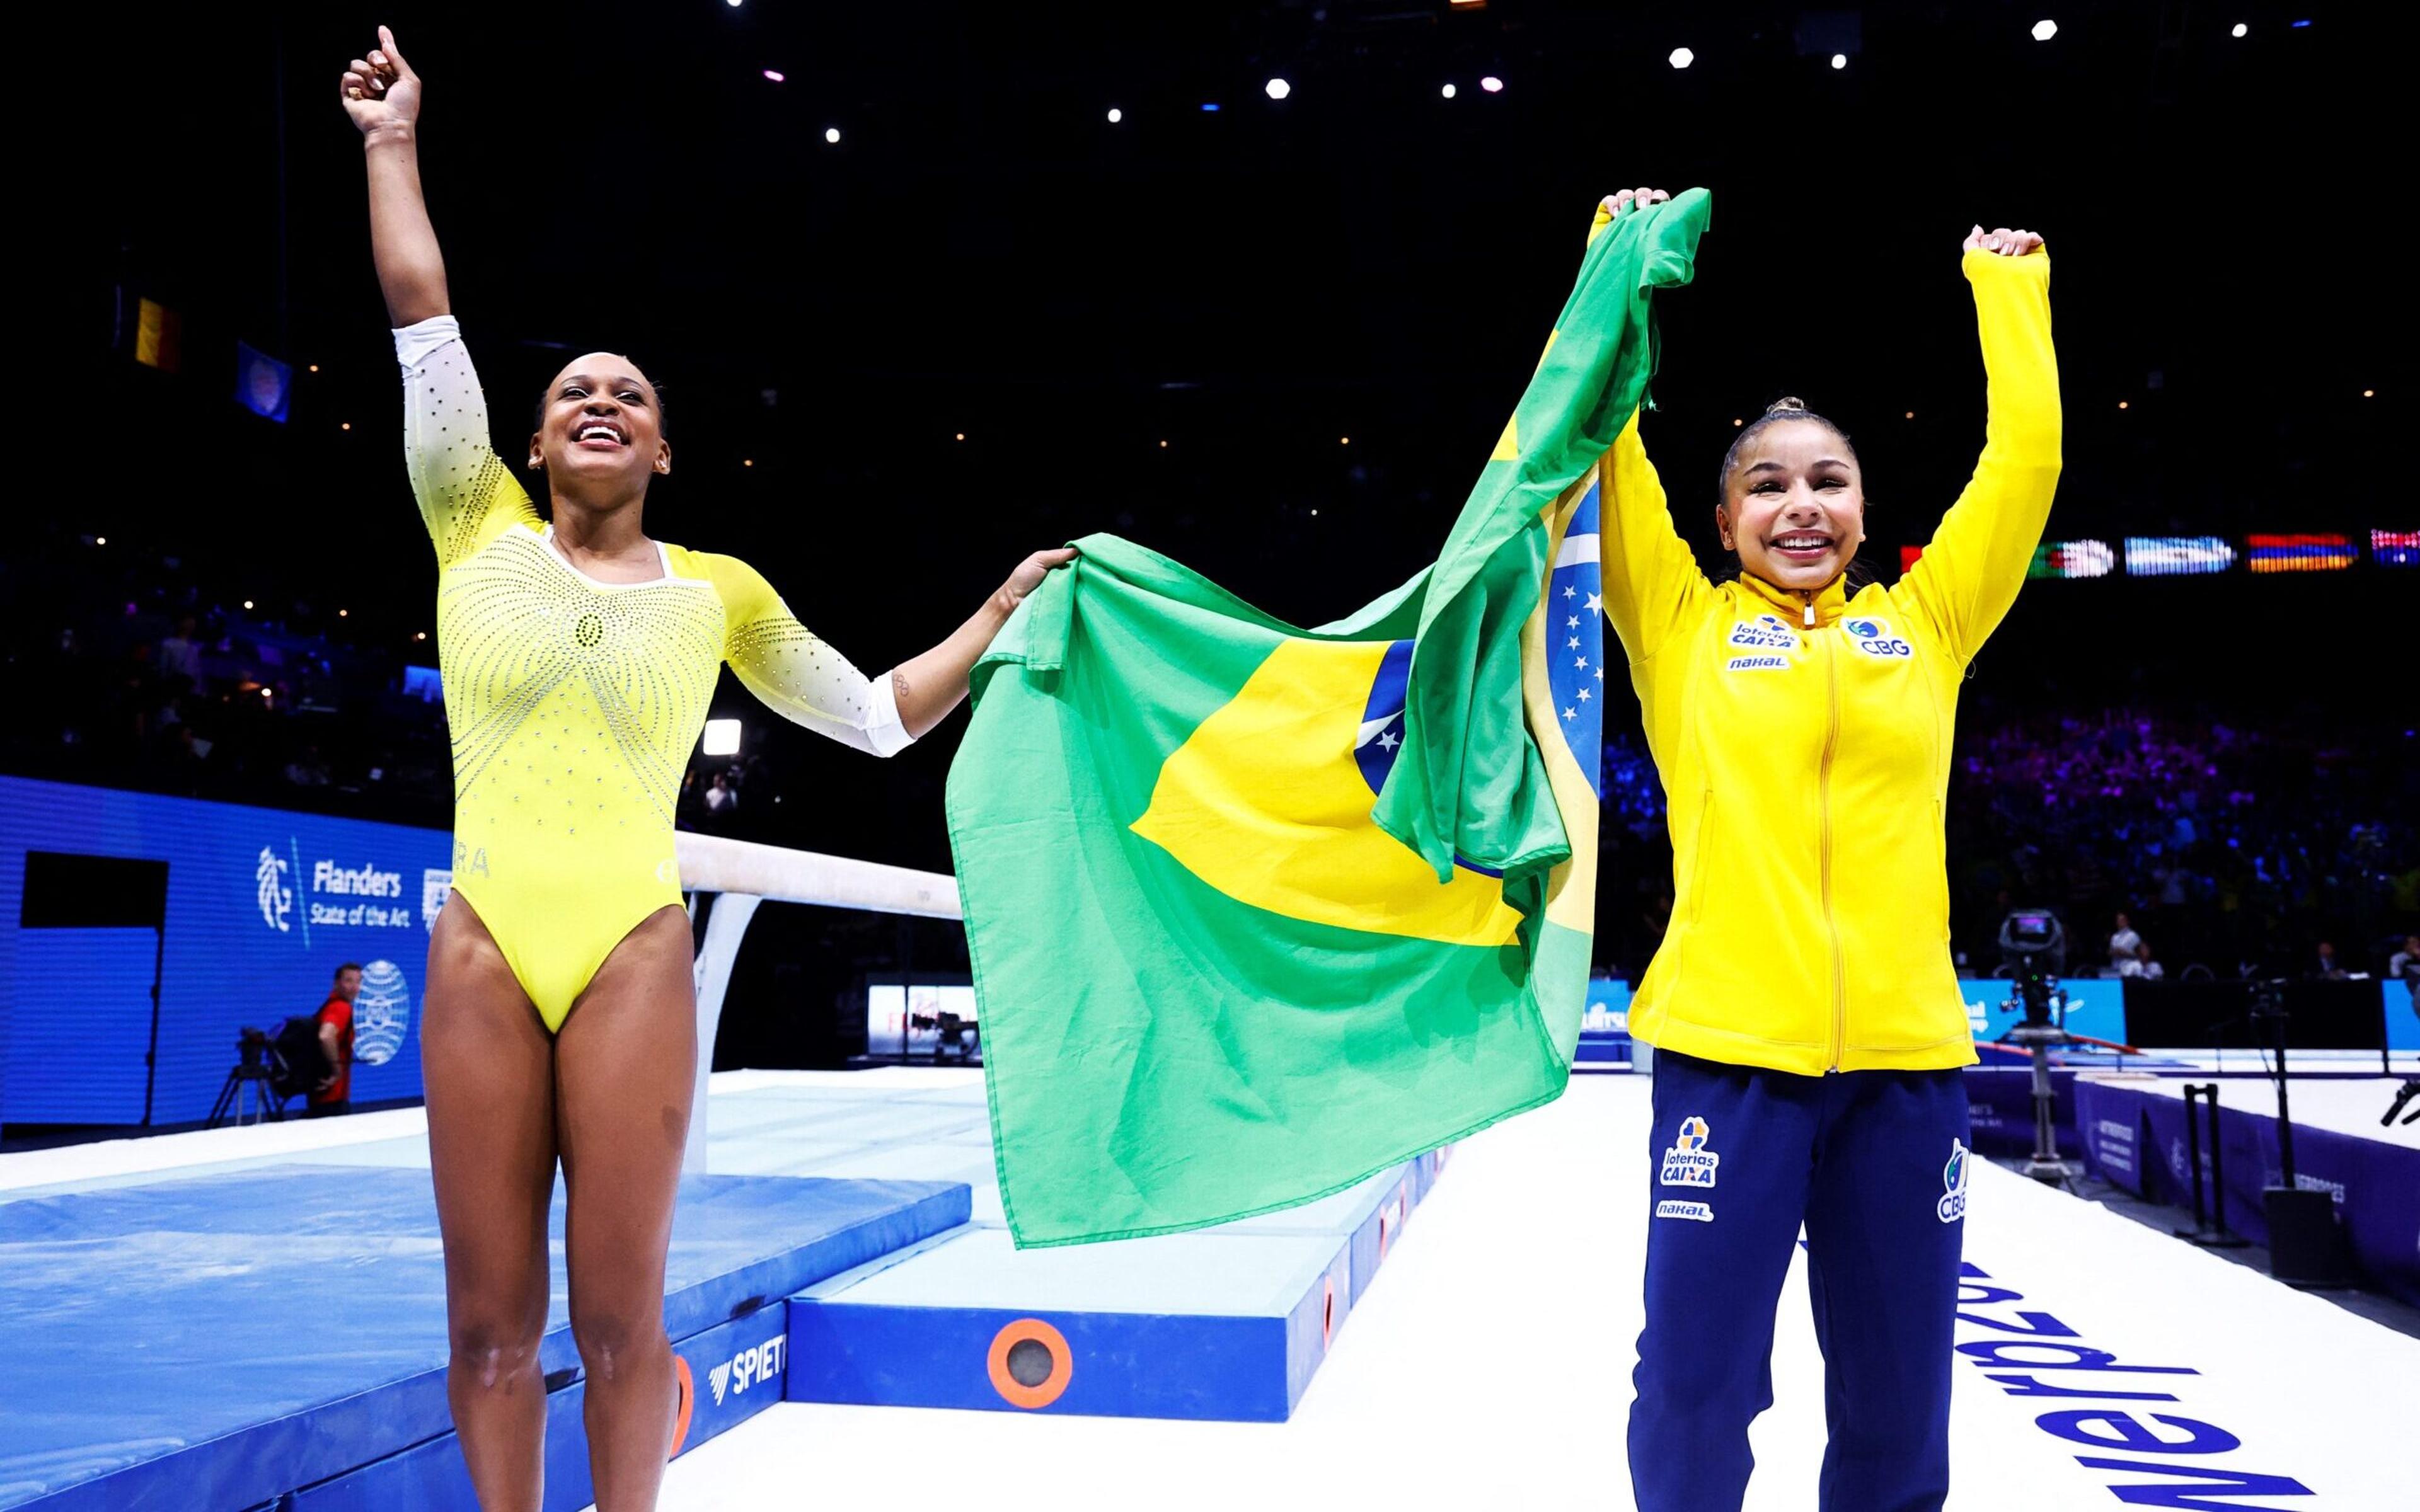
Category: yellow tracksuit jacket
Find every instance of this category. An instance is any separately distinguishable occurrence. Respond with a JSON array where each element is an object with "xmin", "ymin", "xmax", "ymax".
[{"xmin": 1608, "ymin": 248, "xmax": 2060, "ymax": 1075}]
